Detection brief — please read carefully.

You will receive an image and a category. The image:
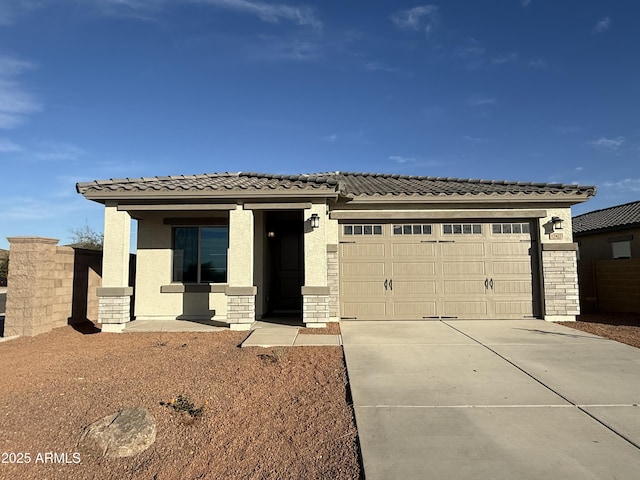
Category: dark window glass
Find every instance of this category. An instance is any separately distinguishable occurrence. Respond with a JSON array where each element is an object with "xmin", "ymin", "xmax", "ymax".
[
  {"xmin": 443, "ymin": 224, "xmax": 452, "ymax": 234},
  {"xmin": 513, "ymin": 224, "xmax": 522, "ymax": 234},
  {"xmin": 344, "ymin": 226, "xmax": 353, "ymax": 235},
  {"xmin": 173, "ymin": 226, "xmax": 228, "ymax": 283},
  {"xmin": 423, "ymin": 225, "xmax": 432, "ymax": 234},
  {"xmin": 393, "ymin": 225, "xmax": 402, "ymax": 235},
  {"xmin": 502, "ymin": 224, "xmax": 512, "ymax": 234},
  {"xmin": 463, "ymin": 224, "xmax": 472, "ymax": 234},
  {"xmin": 364, "ymin": 225, "xmax": 373, "ymax": 235},
  {"xmin": 473, "ymin": 224, "xmax": 482, "ymax": 234},
  {"xmin": 354, "ymin": 225, "xmax": 363, "ymax": 235},
  {"xmin": 453, "ymin": 224, "xmax": 462, "ymax": 234},
  {"xmin": 374, "ymin": 225, "xmax": 383, "ymax": 235},
  {"xmin": 403, "ymin": 225, "xmax": 412, "ymax": 234},
  {"xmin": 522, "ymin": 223, "xmax": 530, "ymax": 233},
  {"xmin": 493, "ymin": 224, "xmax": 501, "ymax": 234},
  {"xmin": 412, "ymin": 225, "xmax": 421, "ymax": 234}
]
